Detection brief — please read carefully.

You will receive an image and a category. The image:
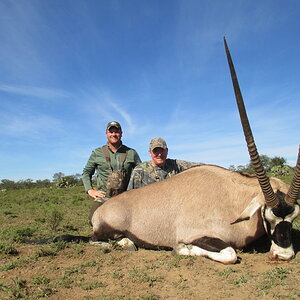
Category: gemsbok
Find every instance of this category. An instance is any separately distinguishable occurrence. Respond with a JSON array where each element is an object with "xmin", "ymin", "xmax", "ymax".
[{"xmin": 90, "ymin": 38, "xmax": 300, "ymax": 264}]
